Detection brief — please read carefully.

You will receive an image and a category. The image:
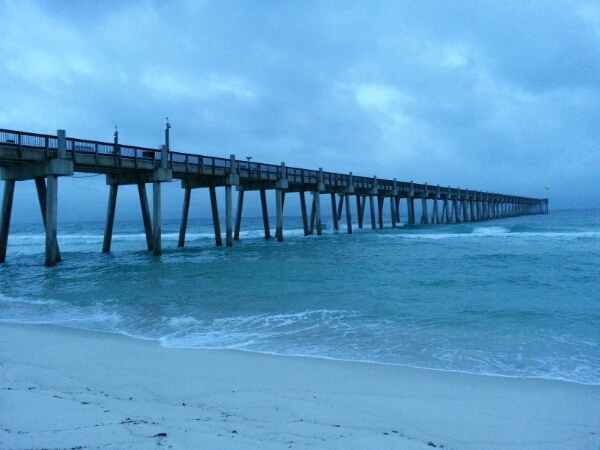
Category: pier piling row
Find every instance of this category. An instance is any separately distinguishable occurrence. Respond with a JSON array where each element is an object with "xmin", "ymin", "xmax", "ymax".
[{"xmin": 0, "ymin": 127, "xmax": 548, "ymax": 266}]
